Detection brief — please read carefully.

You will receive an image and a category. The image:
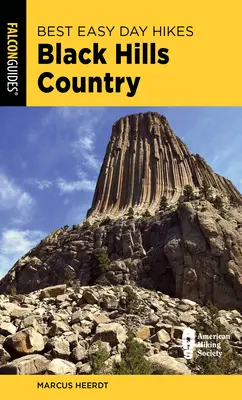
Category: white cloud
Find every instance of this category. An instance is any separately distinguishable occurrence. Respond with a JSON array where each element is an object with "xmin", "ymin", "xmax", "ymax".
[
  {"xmin": 79, "ymin": 136, "xmax": 94, "ymax": 151},
  {"xmin": 55, "ymin": 107, "xmax": 104, "ymax": 126},
  {"xmin": 72, "ymin": 138, "xmax": 100, "ymax": 170},
  {"xmin": 44, "ymin": 107, "xmax": 104, "ymax": 172},
  {"xmin": 56, "ymin": 177, "xmax": 96, "ymax": 193},
  {"xmin": 72, "ymin": 131, "xmax": 95, "ymax": 152},
  {"xmin": 0, "ymin": 172, "xmax": 34, "ymax": 224},
  {"xmin": 0, "ymin": 229, "xmax": 45, "ymax": 279},
  {"xmin": 26, "ymin": 107, "xmax": 104, "ymax": 213},
  {"xmin": 26, "ymin": 179, "xmax": 52, "ymax": 190},
  {"xmin": 83, "ymin": 153, "xmax": 101, "ymax": 171},
  {"xmin": 55, "ymin": 107, "xmax": 90, "ymax": 121}
]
